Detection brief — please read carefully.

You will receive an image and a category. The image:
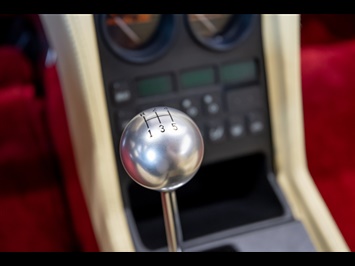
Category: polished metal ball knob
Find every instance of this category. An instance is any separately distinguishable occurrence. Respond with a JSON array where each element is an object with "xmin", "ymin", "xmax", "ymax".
[{"xmin": 119, "ymin": 106, "xmax": 204, "ymax": 192}]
